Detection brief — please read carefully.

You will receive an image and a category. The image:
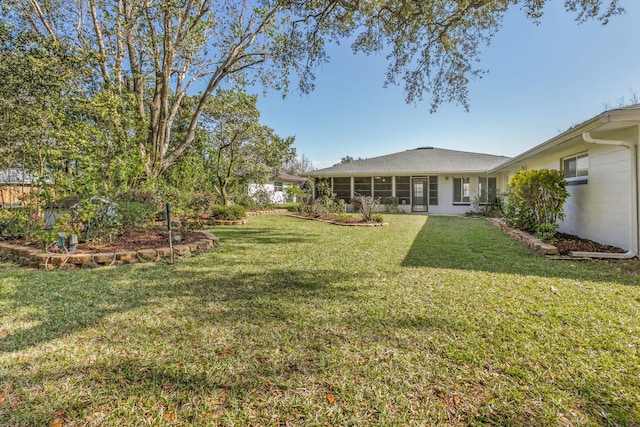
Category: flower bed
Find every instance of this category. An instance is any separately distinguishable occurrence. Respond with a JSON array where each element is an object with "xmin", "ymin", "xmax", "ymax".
[
  {"xmin": 0, "ymin": 231, "xmax": 220, "ymax": 270},
  {"xmin": 289, "ymin": 213, "xmax": 388, "ymax": 227}
]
